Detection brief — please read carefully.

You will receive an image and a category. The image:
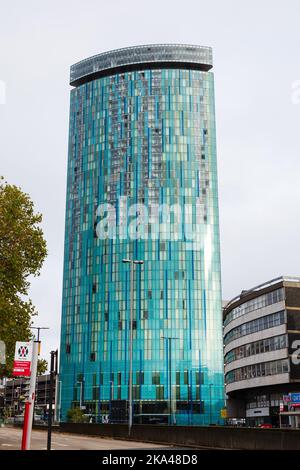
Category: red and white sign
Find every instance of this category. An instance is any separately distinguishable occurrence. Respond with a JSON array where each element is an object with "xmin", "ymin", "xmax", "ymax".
[{"xmin": 13, "ymin": 342, "xmax": 33, "ymax": 377}]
